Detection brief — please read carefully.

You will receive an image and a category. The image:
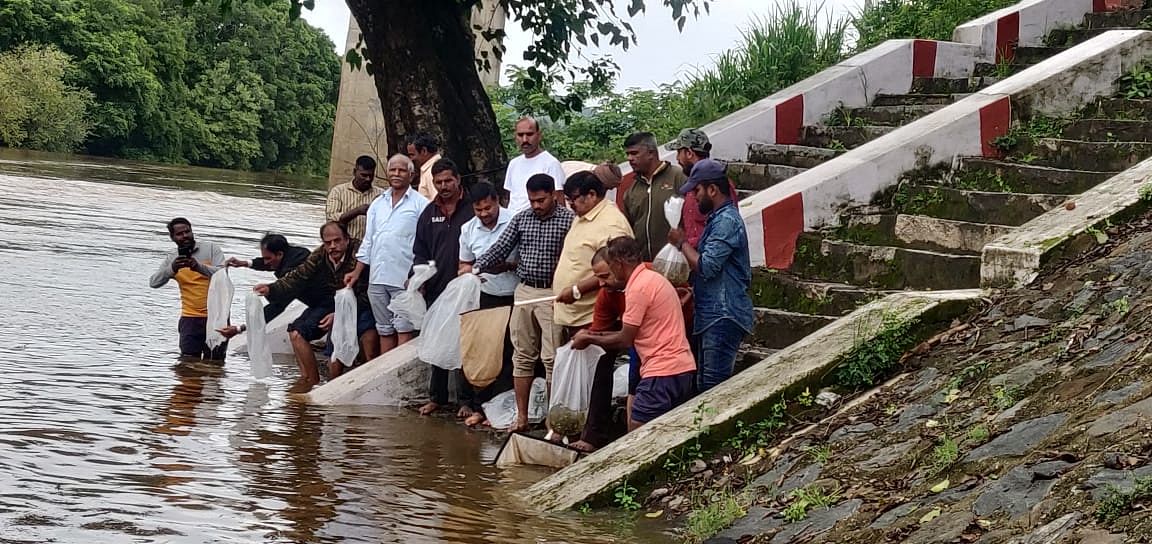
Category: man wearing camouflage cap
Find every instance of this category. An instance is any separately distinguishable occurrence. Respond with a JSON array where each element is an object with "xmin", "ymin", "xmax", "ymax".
[{"xmin": 666, "ymin": 128, "xmax": 740, "ymax": 247}]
